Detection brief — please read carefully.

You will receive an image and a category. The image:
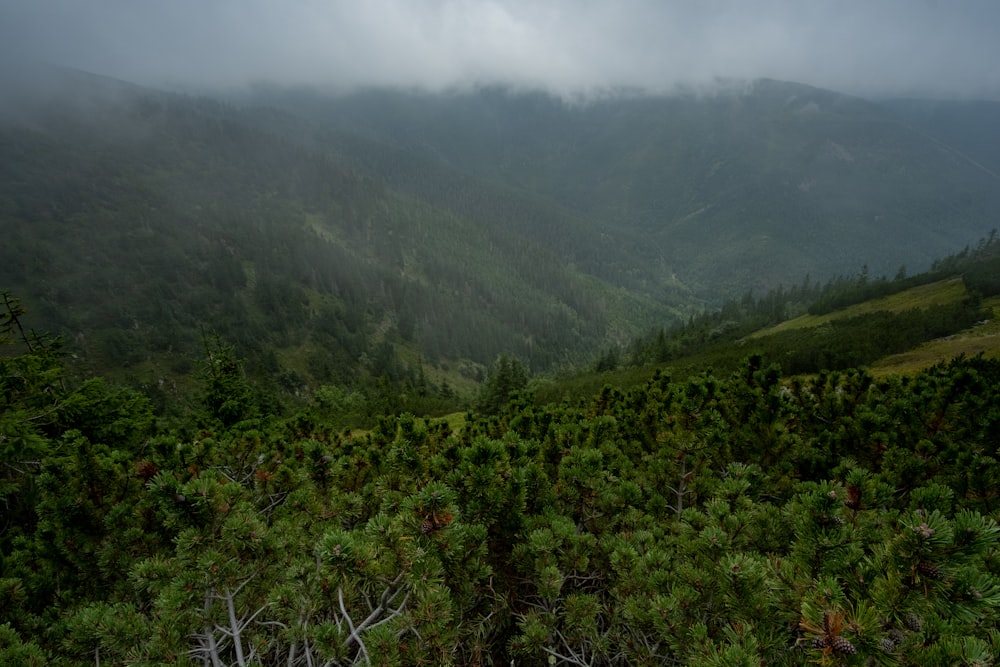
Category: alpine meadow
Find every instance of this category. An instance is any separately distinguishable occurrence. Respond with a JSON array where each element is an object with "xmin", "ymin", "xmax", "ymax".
[{"xmin": 5, "ymin": 7, "xmax": 1000, "ymax": 664}]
